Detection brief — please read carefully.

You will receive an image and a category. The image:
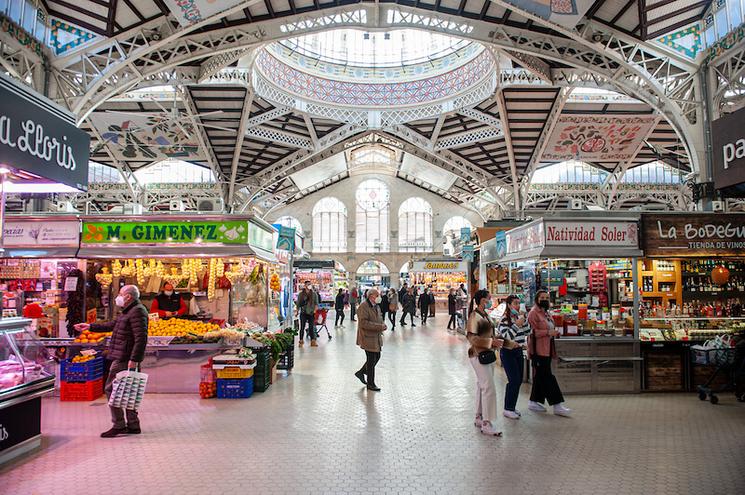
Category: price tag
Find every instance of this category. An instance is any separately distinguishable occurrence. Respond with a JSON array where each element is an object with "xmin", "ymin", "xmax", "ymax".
[{"xmin": 64, "ymin": 277, "xmax": 78, "ymax": 291}]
